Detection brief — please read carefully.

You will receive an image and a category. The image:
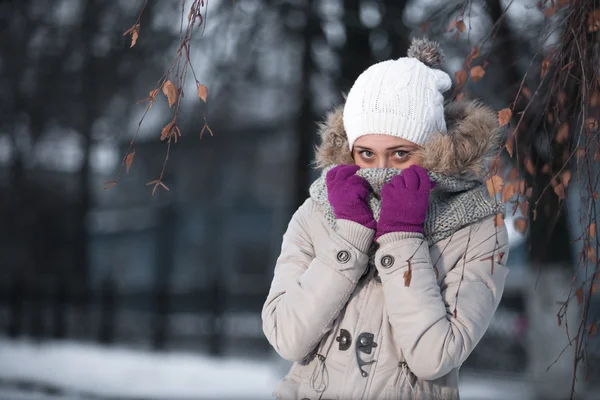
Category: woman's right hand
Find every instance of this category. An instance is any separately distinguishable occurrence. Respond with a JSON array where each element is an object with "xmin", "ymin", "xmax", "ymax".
[{"xmin": 326, "ymin": 164, "xmax": 376, "ymax": 230}]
